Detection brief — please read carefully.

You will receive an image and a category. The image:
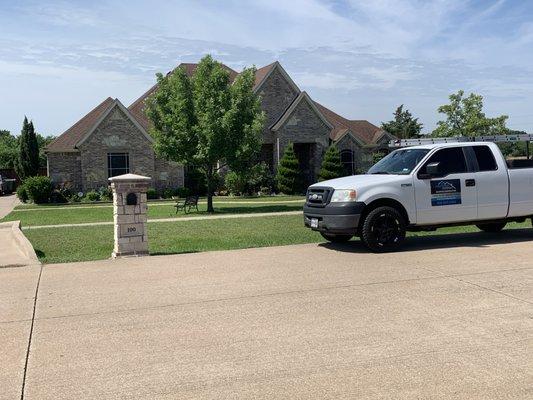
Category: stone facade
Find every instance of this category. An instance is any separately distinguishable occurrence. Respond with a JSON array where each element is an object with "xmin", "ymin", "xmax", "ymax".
[
  {"xmin": 274, "ymin": 97, "xmax": 331, "ymax": 185},
  {"xmin": 47, "ymin": 152, "xmax": 83, "ymax": 191},
  {"xmin": 47, "ymin": 101, "xmax": 184, "ymax": 192}
]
